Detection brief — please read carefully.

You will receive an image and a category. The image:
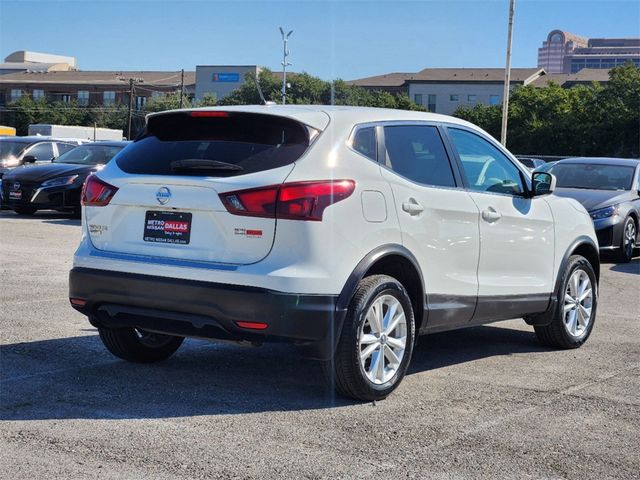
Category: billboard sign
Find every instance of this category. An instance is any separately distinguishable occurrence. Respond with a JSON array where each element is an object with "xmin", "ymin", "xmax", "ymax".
[{"xmin": 212, "ymin": 73, "xmax": 240, "ymax": 82}]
